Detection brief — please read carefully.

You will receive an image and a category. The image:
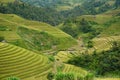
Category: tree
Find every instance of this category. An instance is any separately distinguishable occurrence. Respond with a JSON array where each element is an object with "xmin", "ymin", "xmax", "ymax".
[
  {"xmin": 115, "ymin": 0, "xmax": 120, "ymax": 8},
  {"xmin": 79, "ymin": 18, "xmax": 92, "ymax": 33},
  {"xmin": 111, "ymin": 41, "xmax": 120, "ymax": 51},
  {"xmin": 68, "ymin": 42, "xmax": 120, "ymax": 76},
  {"xmin": 55, "ymin": 72, "xmax": 74, "ymax": 80},
  {"xmin": 87, "ymin": 40, "xmax": 93, "ymax": 48},
  {"xmin": 47, "ymin": 72, "xmax": 54, "ymax": 80},
  {"xmin": 61, "ymin": 25, "xmax": 78, "ymax": 38},
  {"xmin": 0, "ymin": 36, "xmax": 4, "ymax": 42}
]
